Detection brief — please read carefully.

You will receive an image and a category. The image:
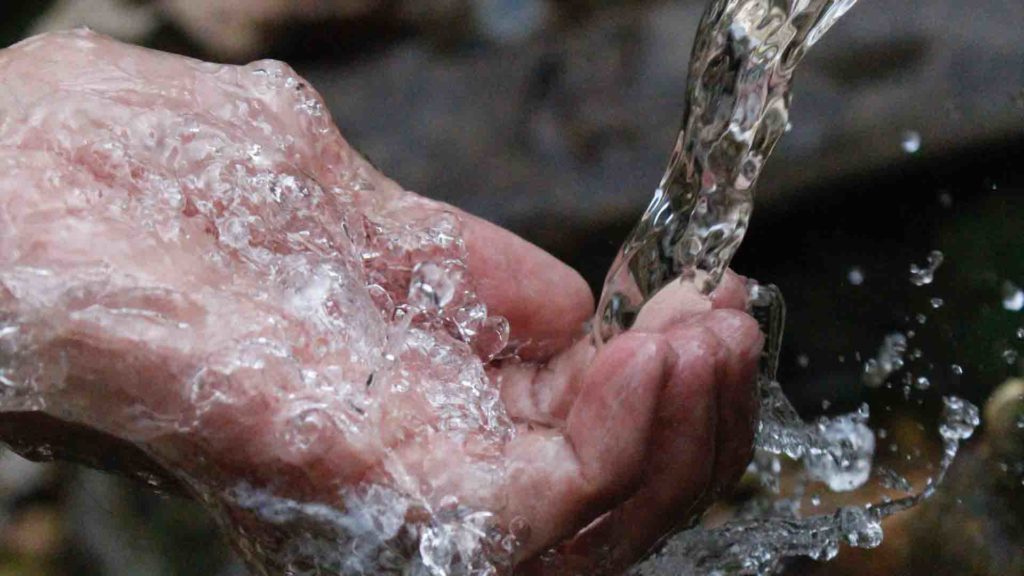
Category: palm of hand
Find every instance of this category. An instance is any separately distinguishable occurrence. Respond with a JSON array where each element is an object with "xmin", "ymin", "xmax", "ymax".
[{"xmin": 0, "ymin": 31, "xmax": 762, "ymax": 574}]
